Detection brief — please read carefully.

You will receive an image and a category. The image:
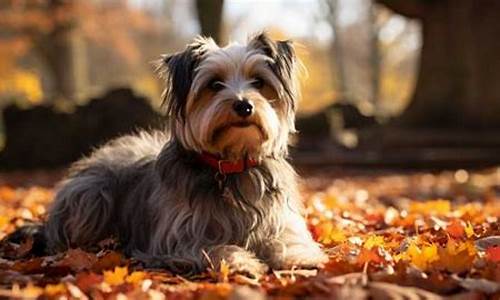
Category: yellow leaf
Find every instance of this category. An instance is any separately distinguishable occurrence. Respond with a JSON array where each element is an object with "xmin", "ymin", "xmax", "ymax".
[
  {"xmin": 404, "ymin": 241, "xmax": 439, "ymax": 271},
  {"xmin": 409, "ymin": 200, "xmax": 451, "ymax": 215},
  {"xmin": 14, "ymin": 283, "xmax": 43, "ymax": 298},
  {"xmin": 103, "ymin": 266, "xmax": 128, "ymax": 286},
  {"xmin": 44, "ymin": 283, "xmax": 67, "ymax": 296},
  {"xmin": 464, "ymin": 222, "xmax": 475, "ymax": 238},
  {"xmin": 435, "ymin": 240, "xmax": 476, "ymax": 273},
  {"xmin": 126, "ymin": 271, "xmax": 146, "ymax": 285},
  {"xmin": 219, "ymin": 259, "xmax": 230, "ymax": 283},
  {"xmin": 364, "ymin": 235, "xmax": 385, "ymax": 249},
  {"xmin": 317, "ymin": 222, "xmax": 346, "ymax": 245}
]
